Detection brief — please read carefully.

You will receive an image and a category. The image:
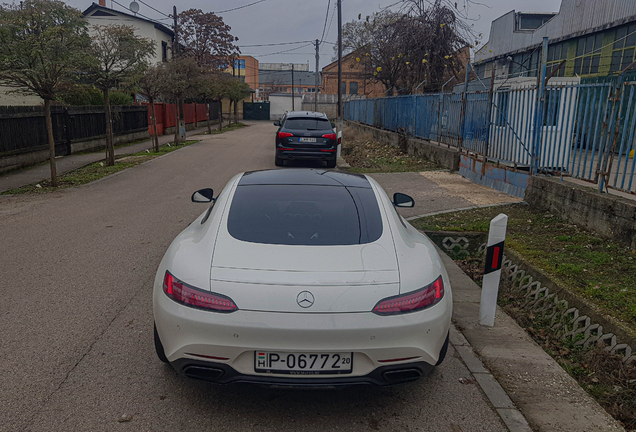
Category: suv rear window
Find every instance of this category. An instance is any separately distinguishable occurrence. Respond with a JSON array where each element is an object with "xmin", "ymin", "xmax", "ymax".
[
  {"xmin": 284, "ymin": 118, "xmax": 332, "ymax": 131},
  {"xmin": 227, "ymin": 185, "xmax": 382, "ymax": 246}
]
